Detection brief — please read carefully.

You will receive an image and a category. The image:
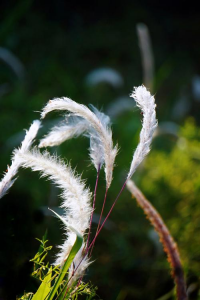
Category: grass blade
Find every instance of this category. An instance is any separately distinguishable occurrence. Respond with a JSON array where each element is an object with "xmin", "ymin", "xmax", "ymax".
[{"xmin": 46, "ymin": 229, "xmax": 83, "ymax": 300}]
